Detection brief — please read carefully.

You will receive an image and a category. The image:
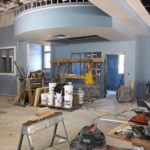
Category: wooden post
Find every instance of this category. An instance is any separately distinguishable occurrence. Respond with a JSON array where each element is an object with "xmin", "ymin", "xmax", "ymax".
[
  {"xmin": 17, "ymin": 78, "xmax": 20, "ymax": 96},
  {"xmin": 15, "ymin": 78, "xmax": 21, "ymax": 102}
]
